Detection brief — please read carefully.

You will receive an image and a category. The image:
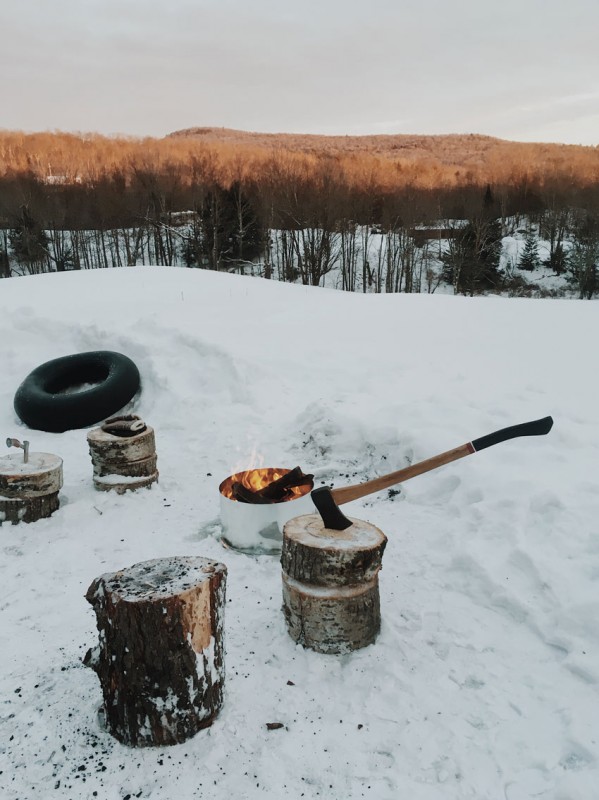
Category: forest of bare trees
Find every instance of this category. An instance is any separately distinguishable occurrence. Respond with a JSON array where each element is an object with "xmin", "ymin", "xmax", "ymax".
[{"xmin": 1, "ymin": 130, "xmax": 598, "ymax": 296}]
